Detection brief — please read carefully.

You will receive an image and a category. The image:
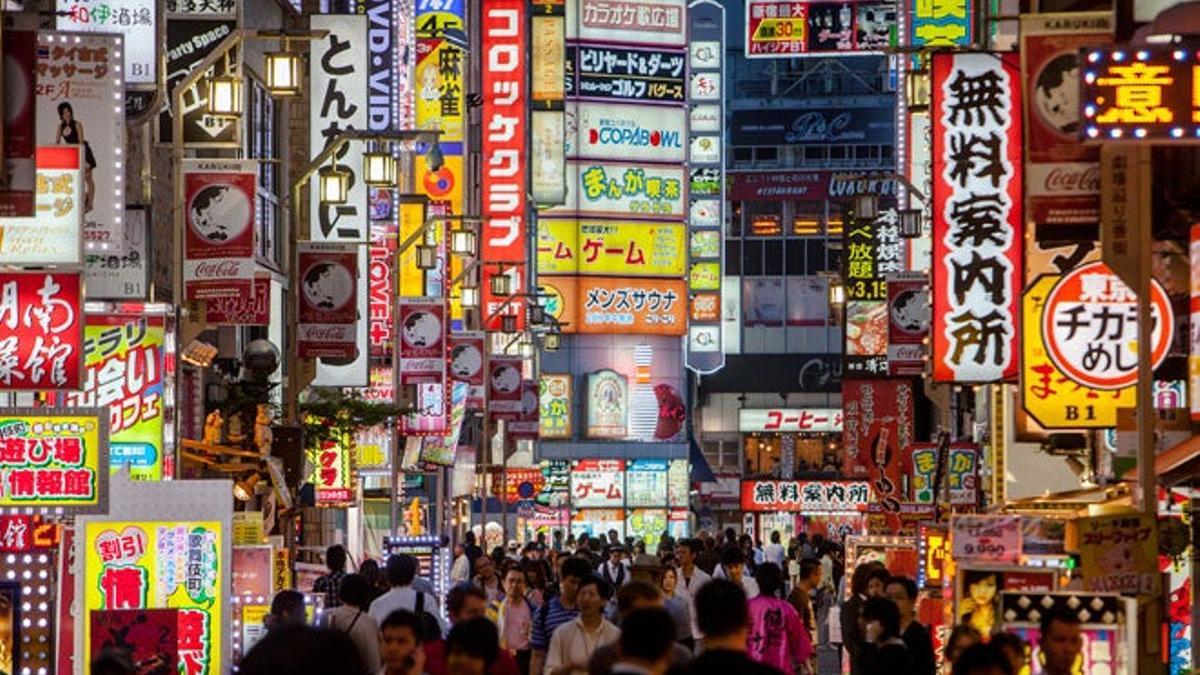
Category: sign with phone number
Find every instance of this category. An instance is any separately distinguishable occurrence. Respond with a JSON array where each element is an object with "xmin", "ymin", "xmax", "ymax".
[{"xmin": 951, "ymin": 515, "xmax": 1021, "ymax": 564}]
